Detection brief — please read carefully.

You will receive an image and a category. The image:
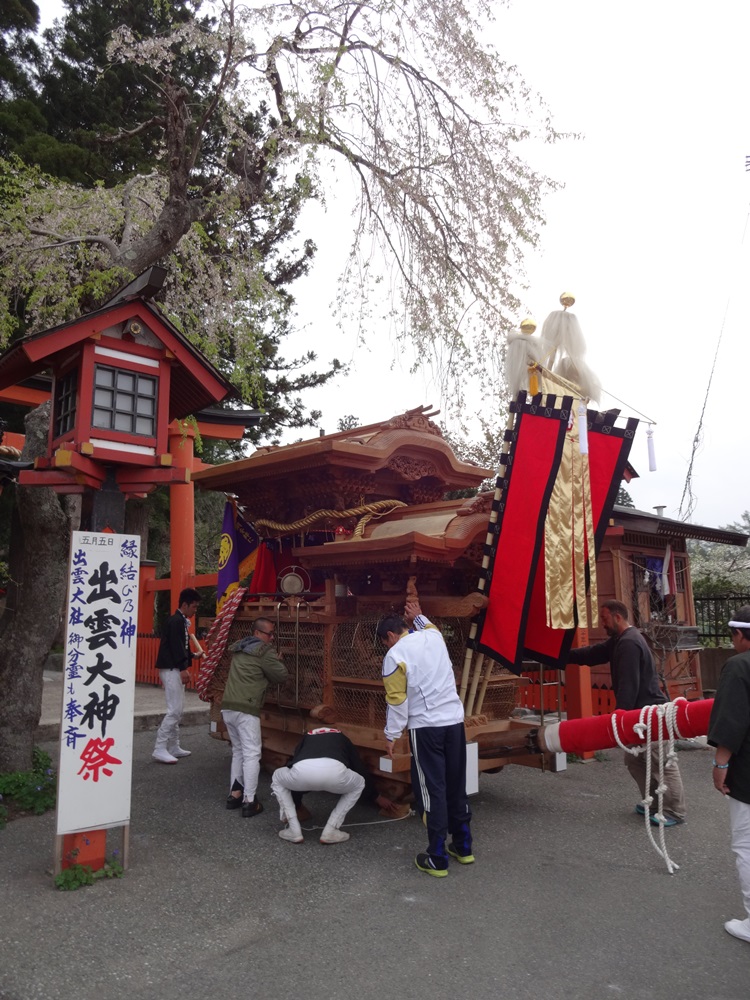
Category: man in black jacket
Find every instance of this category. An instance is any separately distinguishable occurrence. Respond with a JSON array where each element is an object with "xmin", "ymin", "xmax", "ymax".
[
  {"xmin": 708, "ymin": 605, "xmax": 750, "ymax": 943},
  {"xmin": 271, "ymin": 728, "xmax": 369, "ymax": 845},
  {"xmin": 567, "ymin": 600, "xmax": 686, "ymax": 824},
  {"xmin": 152, "ymin": 588, "xmax": 202, "ymax": 764}
]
